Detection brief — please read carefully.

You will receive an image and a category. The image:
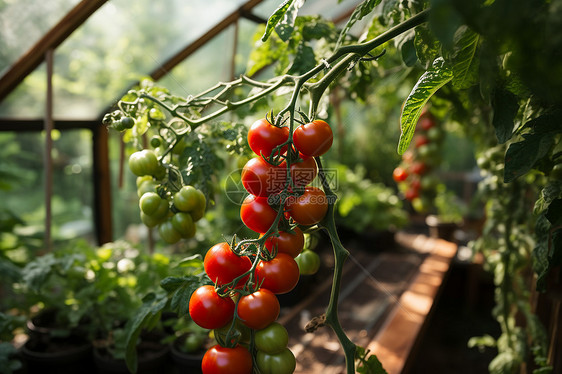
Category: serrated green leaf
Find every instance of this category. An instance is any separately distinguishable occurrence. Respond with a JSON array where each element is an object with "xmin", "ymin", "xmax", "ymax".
[
  {"xmin": 261, "ymin": 0, "xmax": 294, "ymax": 42},
  {"xmin": 398, "ymin": 57, "xmax": 453, "ymax": 154},
  {"xmin": 123, "ymin": 292, "xmax": 168, "ymax": 373},
  {"xmin": 450, "ymin": 26, "xmax": 480, "ymax": 90},
  {"xmin": 492, "ymin": 88, "xmax": 519, "ymax": 143},
  {"xmin": 287, "ymin": 43, "xmax": 316, "ymax": 75},
  {"xmin": 178, "ymin": 254, "xmax": 203, "ymax": 268},
  {"xmin": 401, "ymin": 37, "xmax": 418, "ymax": 67},
  {"xmin": 504, "ymin": 133, "xmax": 554, "ymax": 183},
  {"xmin": 414, "ymin": 24, "xmax": 441, "ymax": 68},
  {"xmin": 275, "ymin": 0, "xmax": 304, "ymax": 42},
  {"xmin": 336, "ymin": 0, "xmax": 382, "ymax": 48},
  {"xmin": 171, "ymin": 282, "xmax": 198, "ymax": 316}
]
